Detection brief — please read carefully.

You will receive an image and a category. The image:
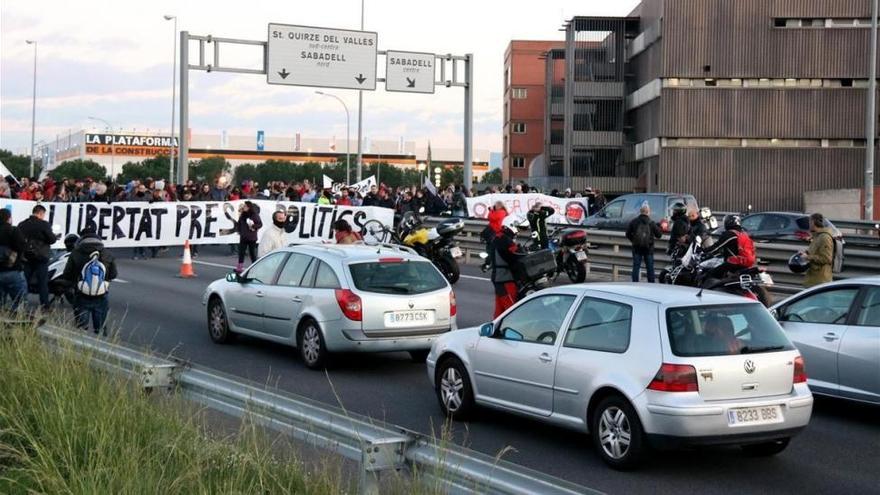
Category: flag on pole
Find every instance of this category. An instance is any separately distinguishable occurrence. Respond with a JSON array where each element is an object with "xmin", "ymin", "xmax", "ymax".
[
  {"xmin": 423, "ymin": 176, "xmax": 437, "ymax": 196},
  {"xmin": 322, "ymin": 175, "xmax": 333, "ymax": 189}
]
